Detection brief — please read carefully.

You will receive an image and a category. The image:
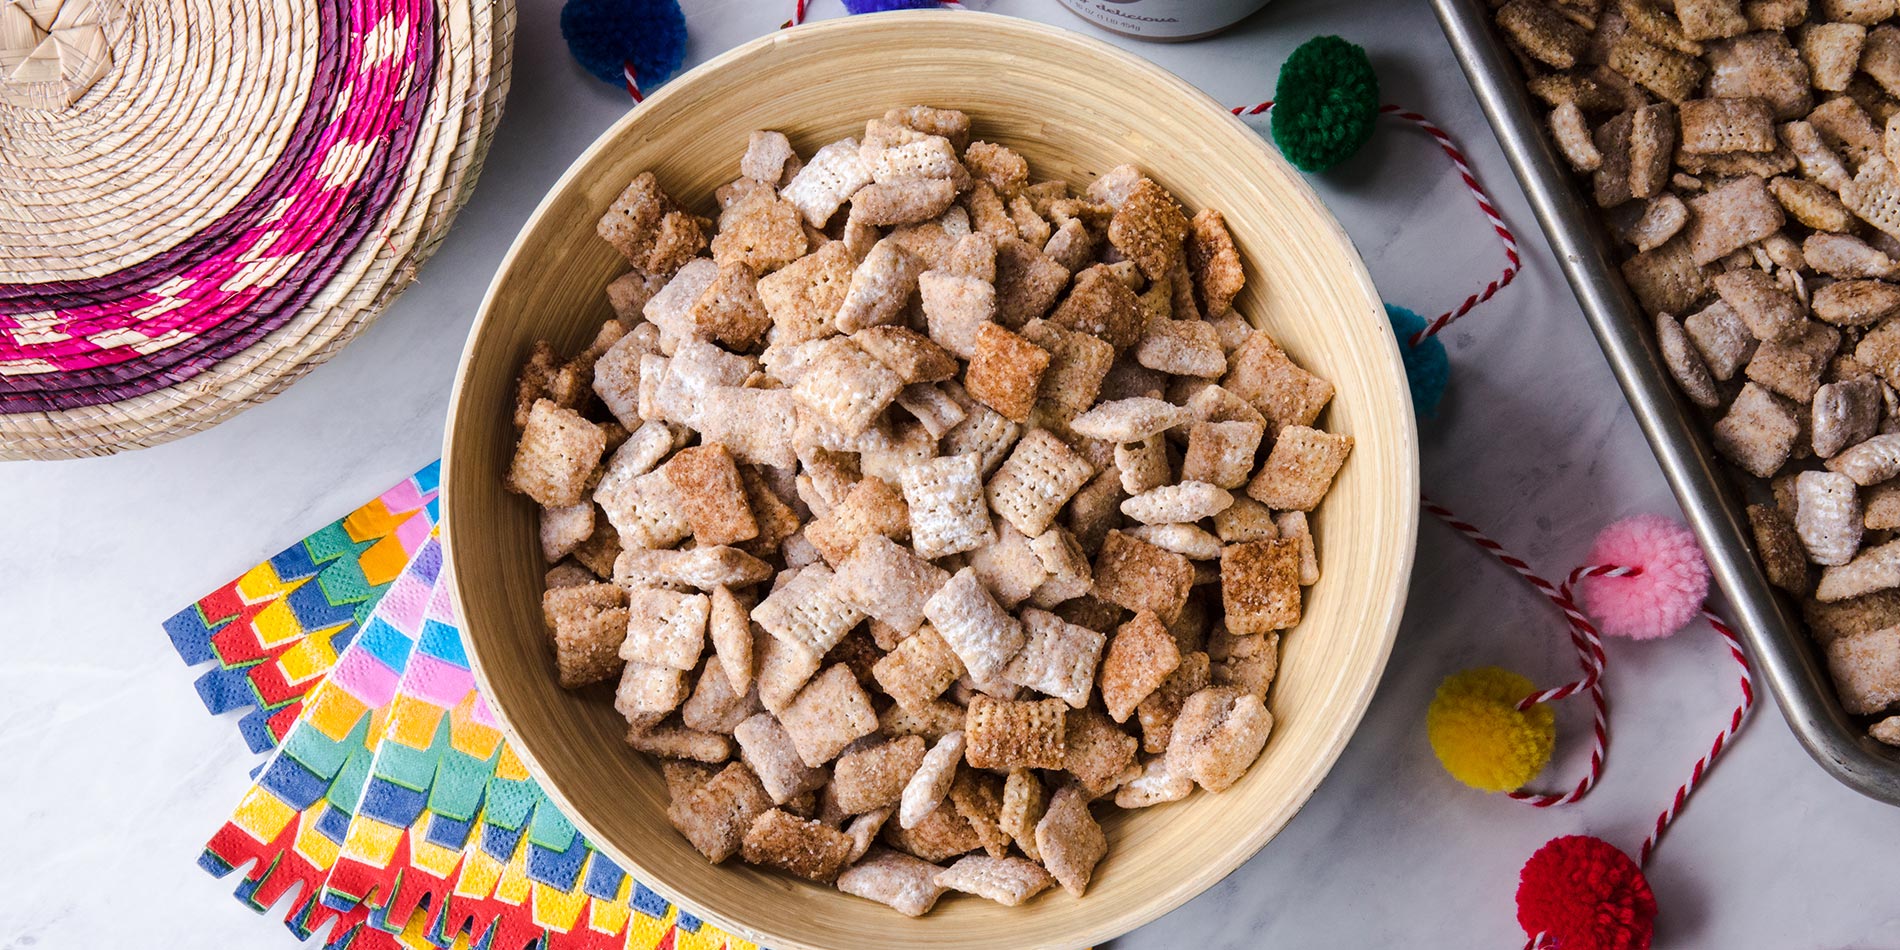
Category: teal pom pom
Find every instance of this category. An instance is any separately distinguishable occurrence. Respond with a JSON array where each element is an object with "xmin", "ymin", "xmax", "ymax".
[
  {"xmin": 1387, "ymin": 304, "xmax": 1449, "ymax": 418},
  {"xmin": 1271, "ymin": 36, "xmax": 1380, "ymax": 173}
]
